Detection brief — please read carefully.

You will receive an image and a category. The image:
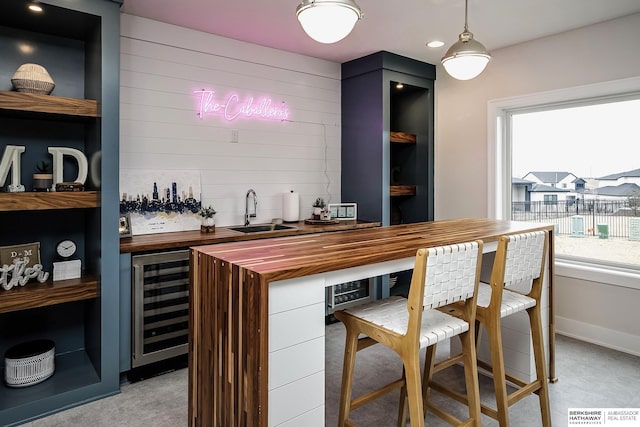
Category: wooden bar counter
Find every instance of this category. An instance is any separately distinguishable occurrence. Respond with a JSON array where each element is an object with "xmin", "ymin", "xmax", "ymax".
[{"xmin": 189, "ymin": 218, "xmax": 555, "ymax": 427}]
